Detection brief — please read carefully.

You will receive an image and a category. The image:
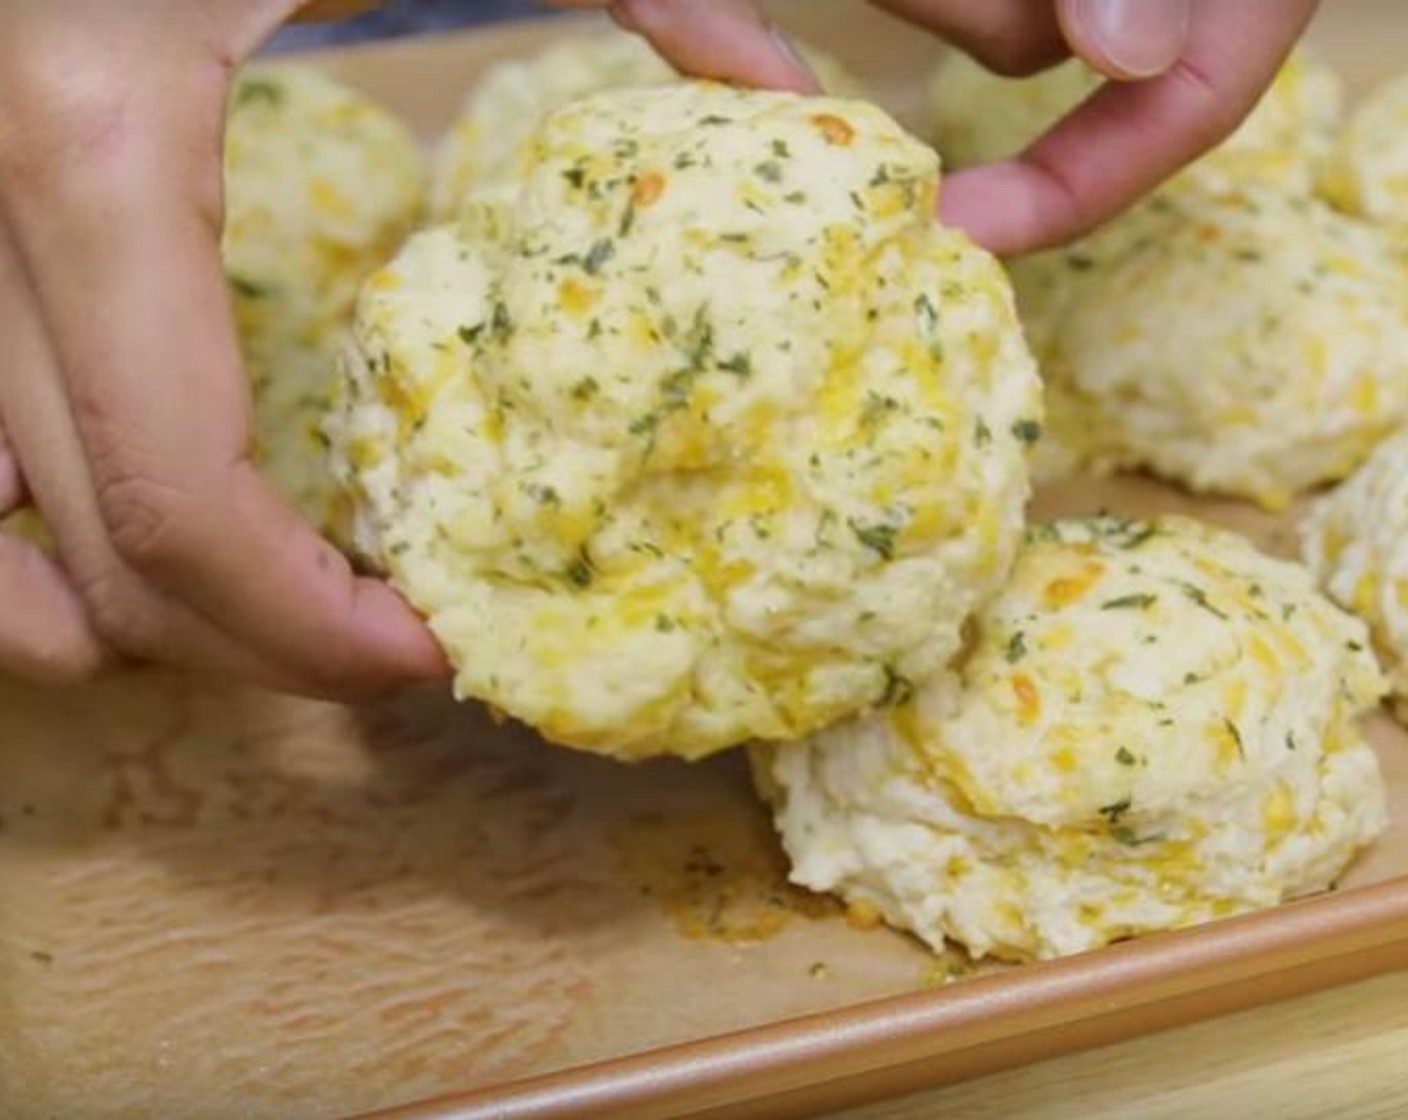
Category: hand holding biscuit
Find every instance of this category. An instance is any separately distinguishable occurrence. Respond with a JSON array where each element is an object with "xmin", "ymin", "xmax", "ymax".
[
  {"xmin": 579, "ymin": 0, "xmax": 1319, "ymax": 253},
  {"xmin": 0, "ymin": 0, "xmax": 1324, "ymax": 696},
  {"xmin": 0, "ymin": 0, "xmax": 447, "ymax": 694}
]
